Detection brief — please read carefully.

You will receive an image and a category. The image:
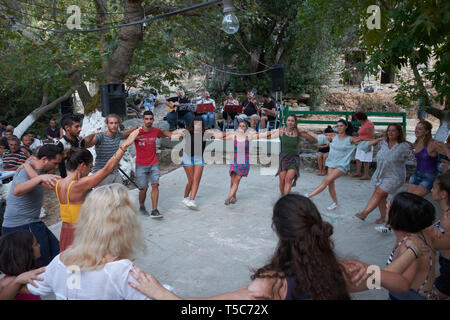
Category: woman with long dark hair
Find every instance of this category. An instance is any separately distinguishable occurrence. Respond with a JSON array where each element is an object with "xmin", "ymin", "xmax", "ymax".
[
  {"xmin": 175, "ymin": 115, "xmax": 207, "ymax": 210},
  {"xmin": 407, "ymin": 120, "xmax": 440, "ymax": 197},
  {"xmin": 0, "ymin": 230, "xmax": 43, "ymax": 300},
  {"xmin": 302, "ymin": 119, "xmax": 372, "ymax": 210},
  {"xmin": 127, "ymin": 194, "xmax": 358, "ymax": 300},
  {"xmin": 355, "ymin": 124, "xmax": 413, "ymax": 223},
  {"xmin": 261, "ymin": 114, "xmax": 304, "ymax": 195}
]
